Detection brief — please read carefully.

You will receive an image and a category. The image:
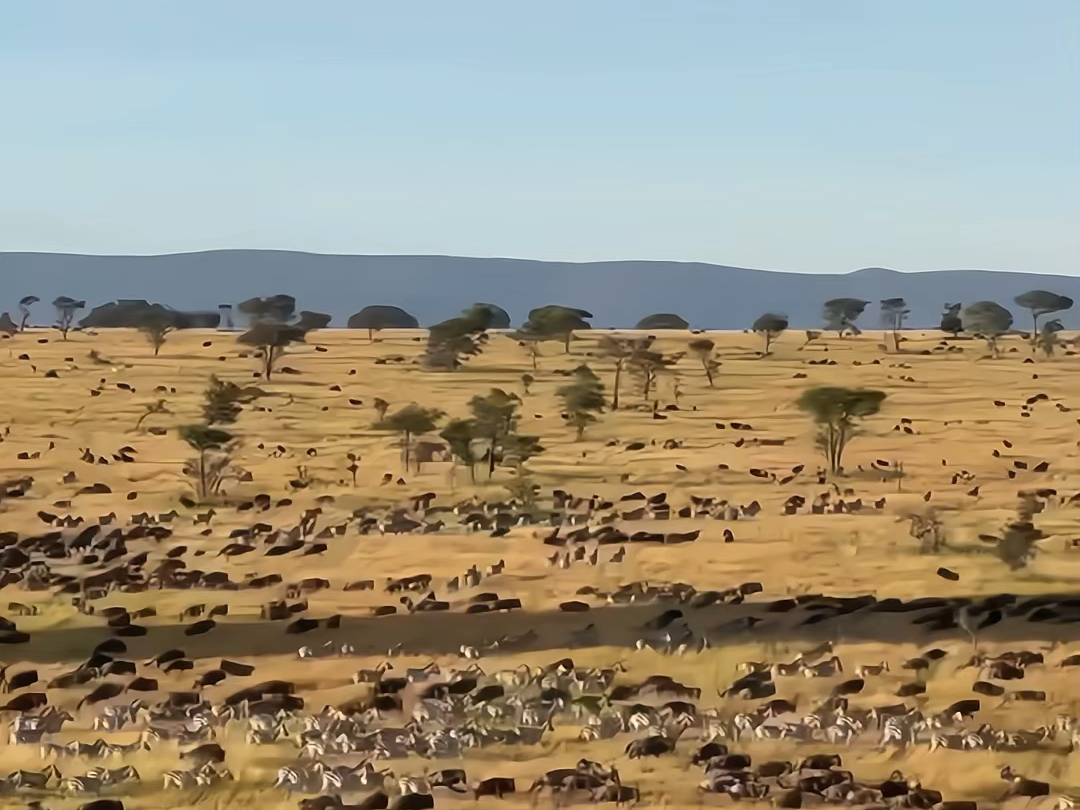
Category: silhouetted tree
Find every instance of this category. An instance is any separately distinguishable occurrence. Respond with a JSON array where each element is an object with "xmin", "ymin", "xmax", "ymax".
[
  {"xmin": 440, "ymin": 418, "xmax": 480, "ymax": 481},
  {"xmin": 473, "ymin": 303, "xmax": 511, "ymax": 329},
  {"xmin": 294, "ymin": 310, "xmax": 332, "ymax": 331},
  {"xmin": 597, "ymin": 335, "xmax": 634, "ymax": 409},
  {"xmin": 347, "ymin": 305, "xmax": 420, "ymax": 341},
  {"xmin": 636, "ymin": 313, "xmax": 689, "ymax": 330},
  {"xmin": 18, "ymin": 296, "xmax": 38, "ymax": 332},
  {"xmin": 237, "ymin": 322, "xmax": 307, "ymax": 380},
  {"xmin": 521, "ymin": 373, "xmax": 534, "ymax": 395},
  {"xmin": 53, "ymin": 296, "xmax": 86, "ymax": 340},
  {"xmin": 238, "ymin": 294, "xmax": 296, "ymax": 326},
  {"xmin": 1014, "ymin": 290, "xmax": 1073, "ymax": 346},
  {"xmin": 940, "ymin": 303, "xmax": 963, "ymax": 336},
  {"xmin": 688, "ymin": 338, "xmax": 718, "ymax": 386},
  {"xmin": 822, "ymin": 298, "xmax": 868, "ymax": 337},
  {"xmin": 375, "ymin": 404, "xmax": 444, "ymax": 472},
  {"xmin": 424, "ymin": 304, "xmax": 502, "ymax": 369},
  {"xmin": 179, "ymin": 424, "xmax": 237, "ymax": 500},
  {"xmin": 469, "ymin": 388, "xmax": 522, "ymax": 478},
  {"xmin": 752, "ymin": 313, "xmax": 788, "ymax": 354},
  {"xmin": 137, "ymin": 309, "xmax": 175, "ymax": 355},
  {"xmin": 797, "ymin": 386, "xmax": 886, "ymax": 476},
  {"xmin": 879, "ymin": 298, "xmax": 909, "ymax": 349},
  {"xmin": 558, "ymin": 364, "xmax": 605, "ymax": 439},
  {"xmin": 628, "ymin": 340, "xmax": 679, "ymax": 402},
  {"xmin": 518, "ymin": 305, "xmax": 593, "ymax": 353},
  {"xmin": 962, "ymin": 301, "xmax": 1013, "ymax": 357},
  {"xmin": 1038, "ymin": 319, "xmax": 1064, "ymax": 358}
]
